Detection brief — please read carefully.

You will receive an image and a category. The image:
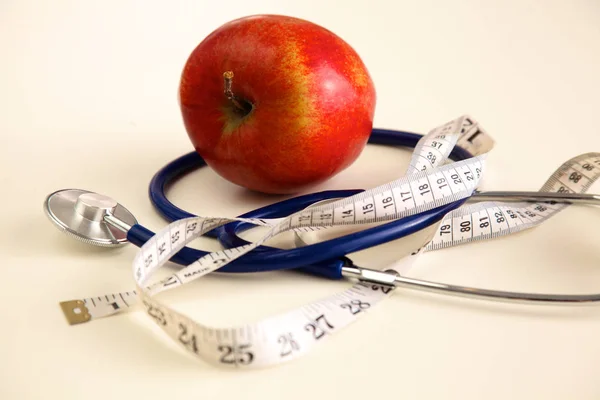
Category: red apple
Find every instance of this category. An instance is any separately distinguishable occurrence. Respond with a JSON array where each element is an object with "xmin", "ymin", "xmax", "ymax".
[{"xmin": 178, "ymin": 14, "xmax": 376, "ymax": 194}]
